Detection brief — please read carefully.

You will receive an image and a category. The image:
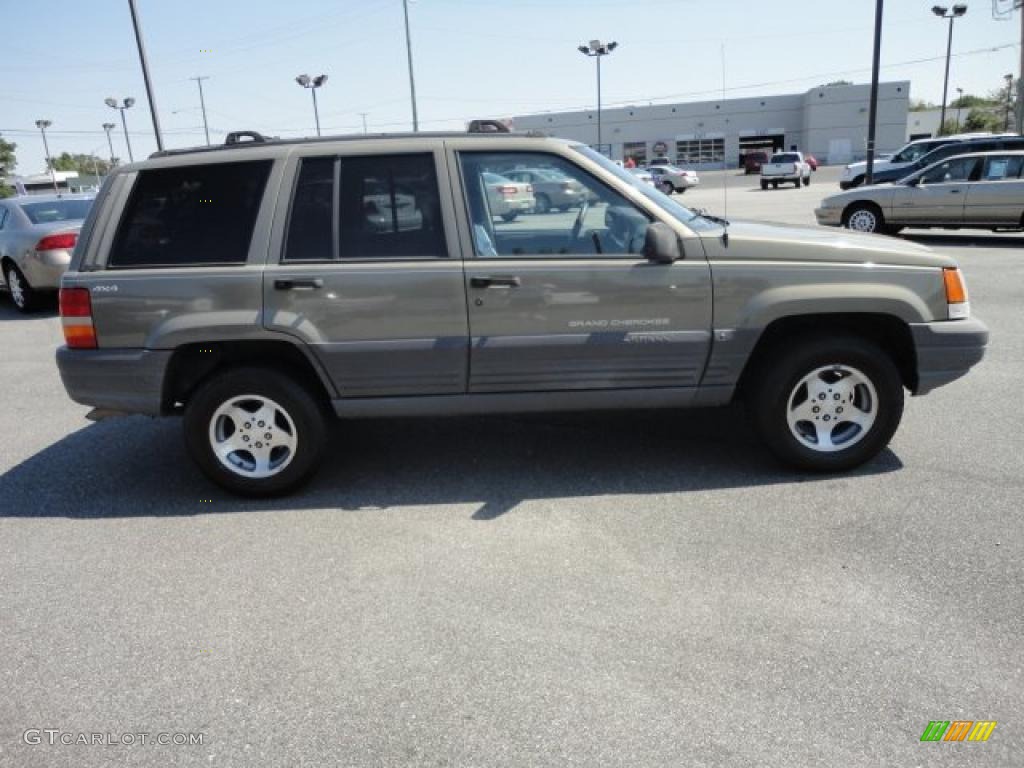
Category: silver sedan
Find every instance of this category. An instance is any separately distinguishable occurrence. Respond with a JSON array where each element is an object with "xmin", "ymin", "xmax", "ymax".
[
  {"xmin": 815, "ymin": 150, "xmax": 1024, "ymax": 235},
  {"xmin": 0, "ymin": 194, "xmax": 94, "ymax": 312}
]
